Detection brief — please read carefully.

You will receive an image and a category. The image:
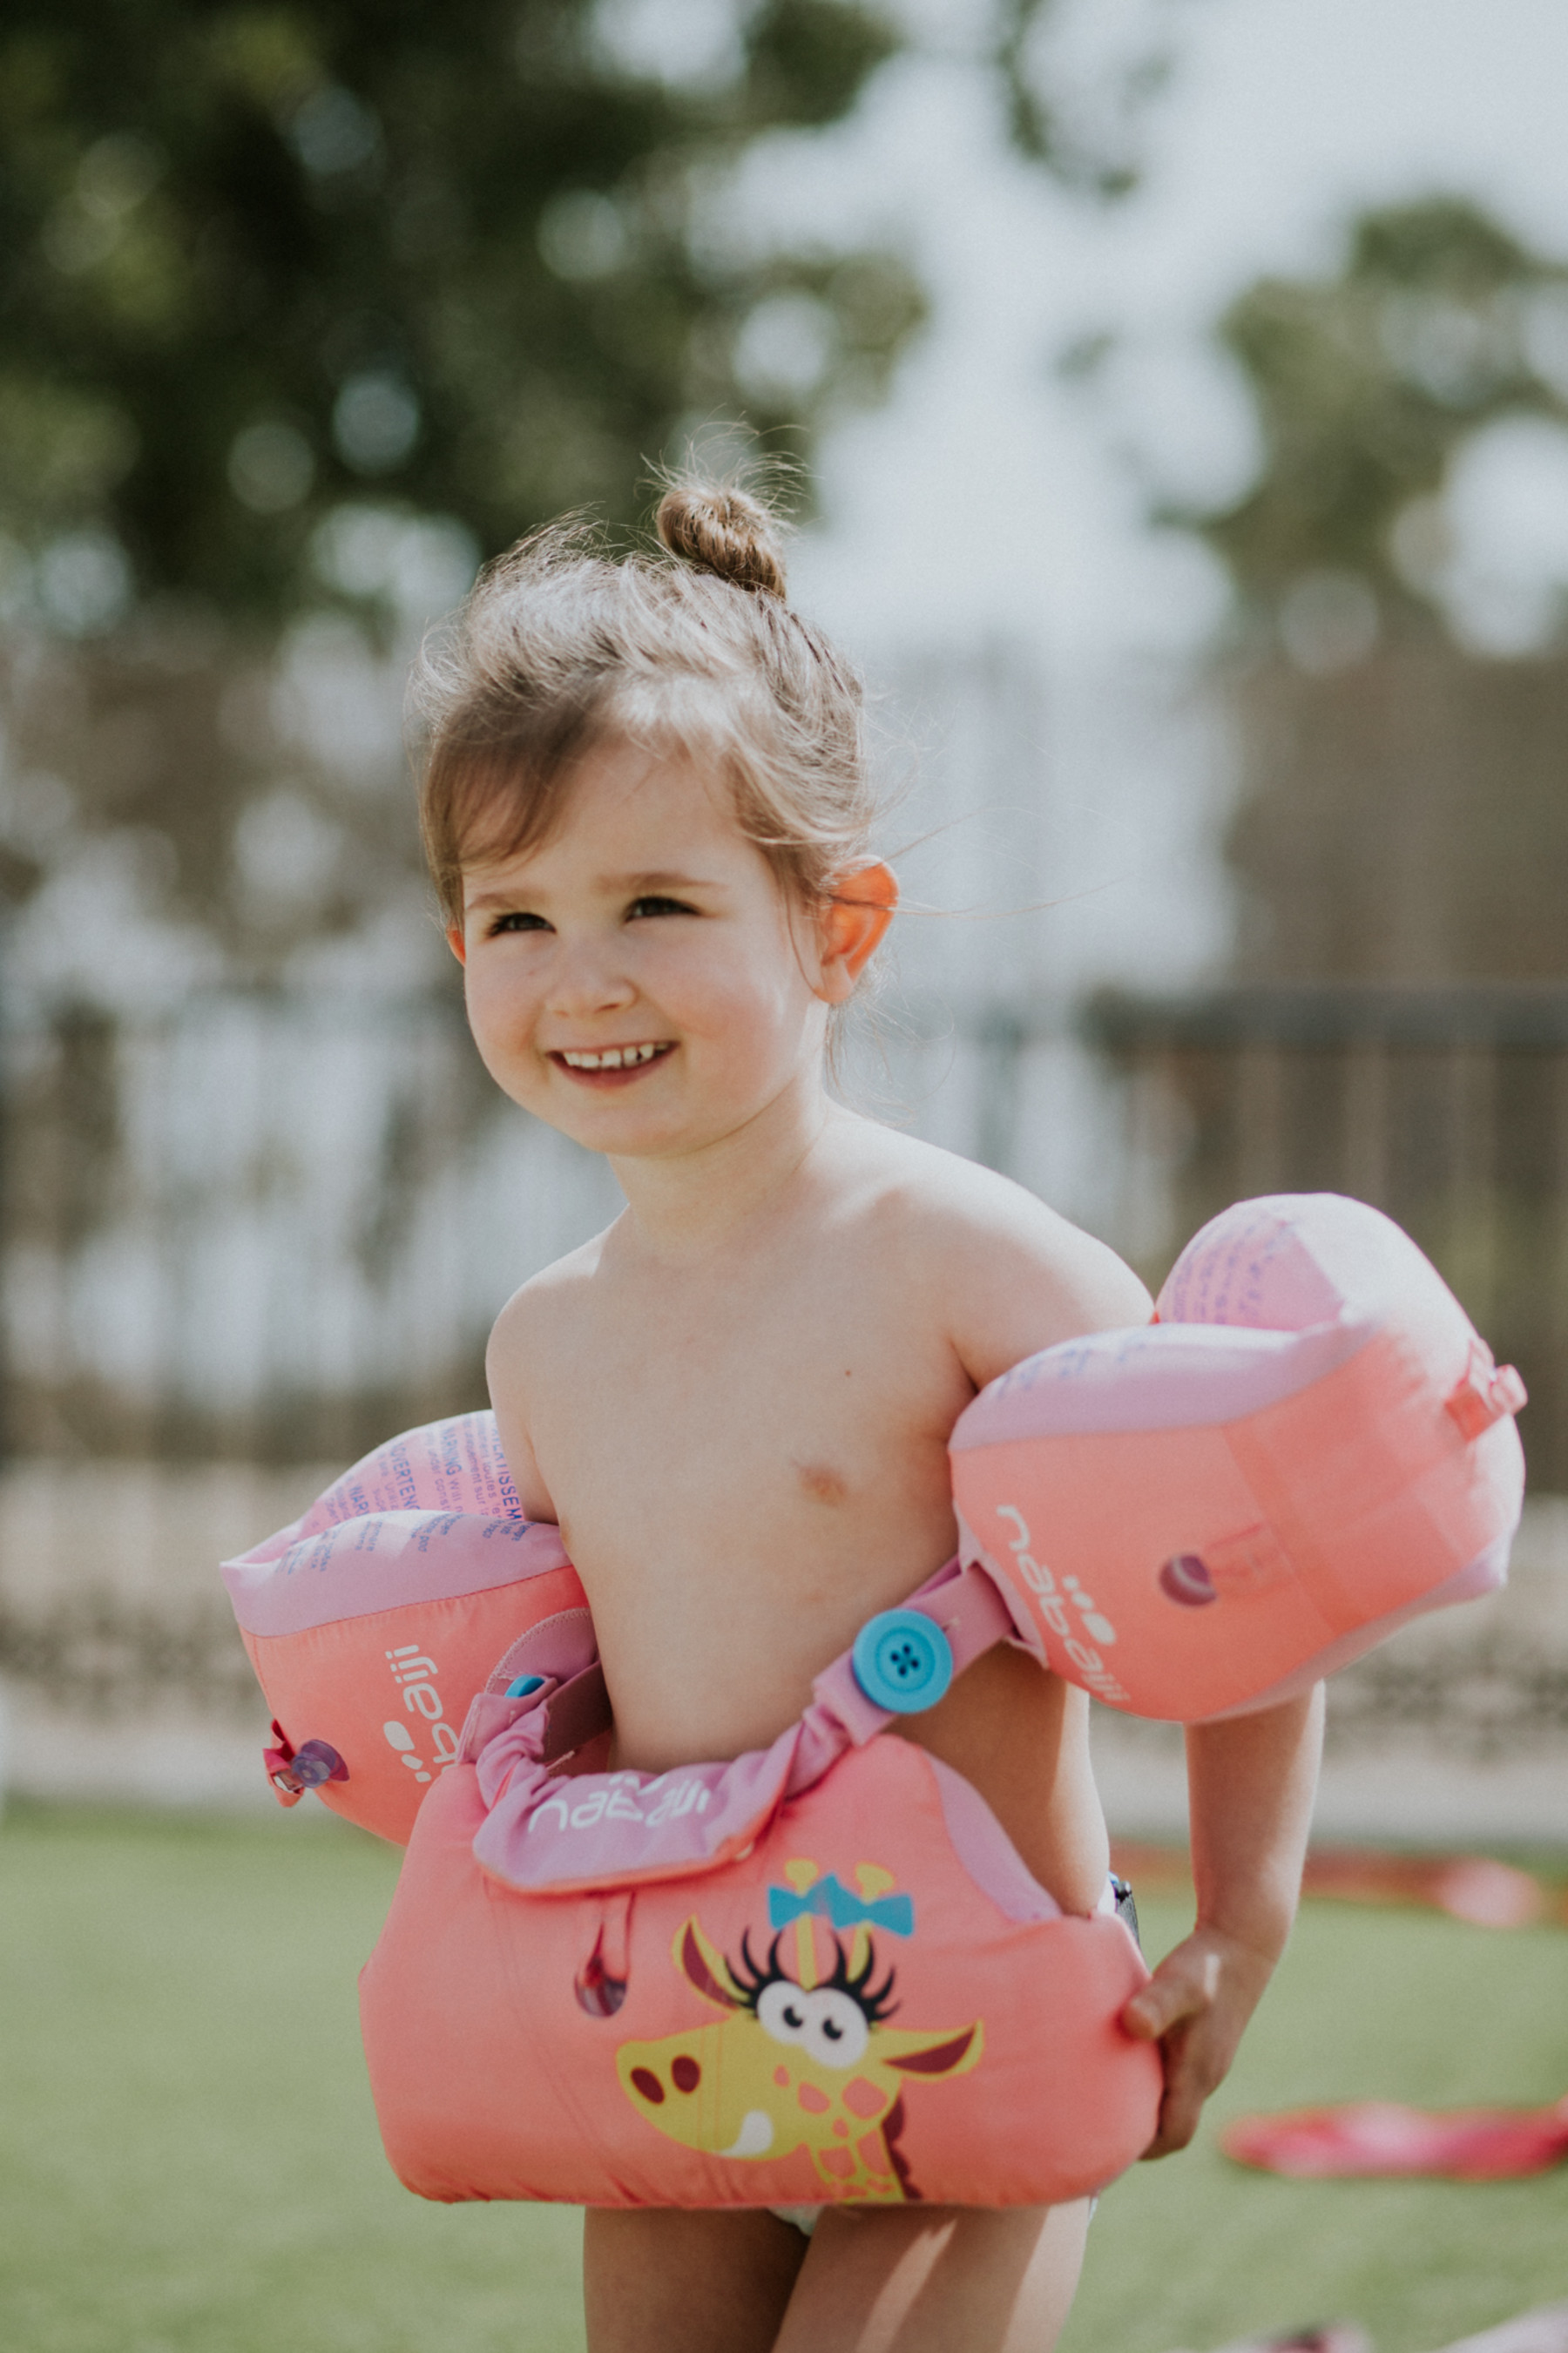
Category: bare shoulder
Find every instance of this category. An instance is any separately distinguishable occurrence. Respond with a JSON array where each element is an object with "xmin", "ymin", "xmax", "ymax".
[
  {"xmin": 842, "ymin": 1119, "xmax": 1152, "ymax": 1391},
  {"xmin": 488, "ymin": 1226, "xmax": 611, "ymax": 1362},
  {"xmin": 484, "ymin": 1226, "xmax": 616, "ymax": 1519}
]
